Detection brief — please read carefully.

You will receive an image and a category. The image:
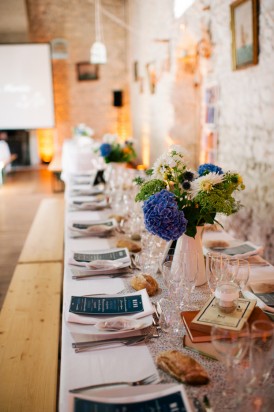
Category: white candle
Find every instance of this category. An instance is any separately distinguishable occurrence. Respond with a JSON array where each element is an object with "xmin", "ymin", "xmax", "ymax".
[{"xmin": 215, "ymin": 283, "xmax": 239, "ymax": 313}]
